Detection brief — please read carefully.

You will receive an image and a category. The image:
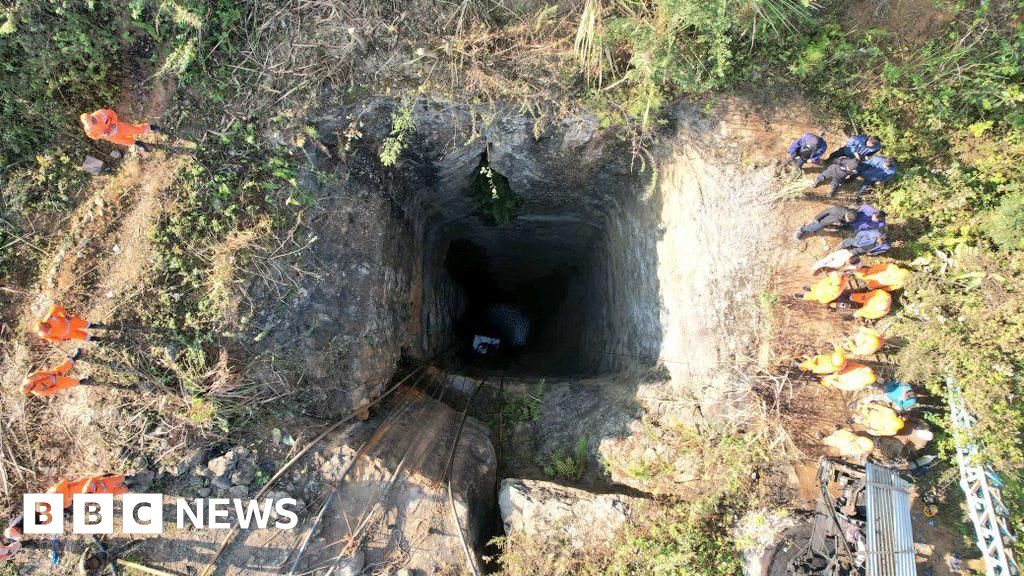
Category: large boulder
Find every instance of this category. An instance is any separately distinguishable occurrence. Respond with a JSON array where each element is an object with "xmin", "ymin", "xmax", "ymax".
[{"xmin": 499, "ymin": 478, "xmax": 642, "ymax": 550}]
